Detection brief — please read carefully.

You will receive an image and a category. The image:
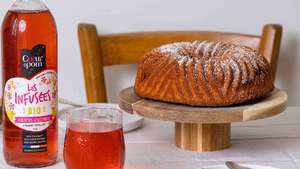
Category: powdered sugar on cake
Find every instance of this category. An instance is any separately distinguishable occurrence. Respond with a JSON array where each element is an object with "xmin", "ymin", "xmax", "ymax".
[{"xmin": 151, "ymin": 41, "xmax": 268, "ymax": 81}]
